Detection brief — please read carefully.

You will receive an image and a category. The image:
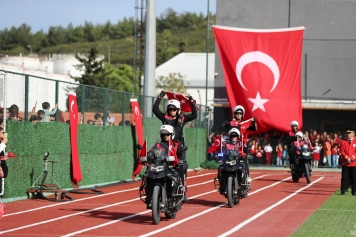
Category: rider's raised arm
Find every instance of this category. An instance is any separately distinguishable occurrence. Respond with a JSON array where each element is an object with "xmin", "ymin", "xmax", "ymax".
[
  {"xmin": 222, "ymin": 118, "xmax": 232, "ymax": 129},
  {"xmin": 184, "ymin": 96, "xmax": 198, "ymax": 122},
  {"xmin": 247, "ymin": 118, "xmax": 257, "ymax": 131},
  {"xmin": 152, "ymin": 97, "xmax": 165, "ymax": 123}
]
